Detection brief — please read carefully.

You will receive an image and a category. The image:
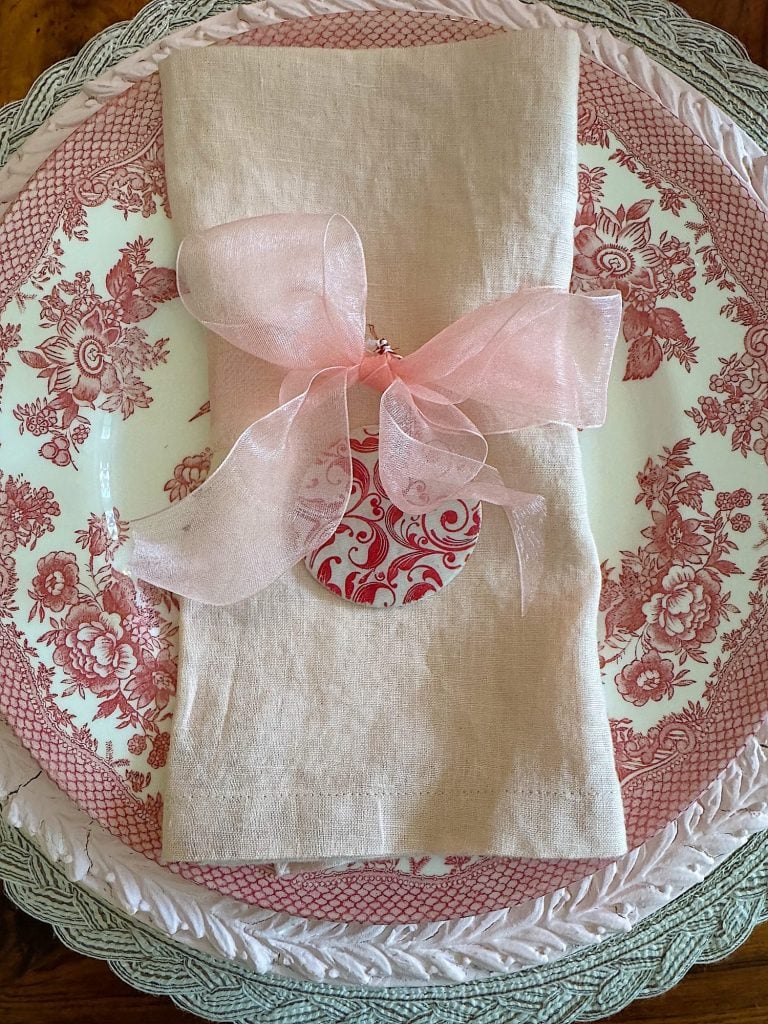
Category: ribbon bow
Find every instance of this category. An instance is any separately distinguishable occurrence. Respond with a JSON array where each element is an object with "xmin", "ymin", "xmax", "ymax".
[{"xmin": 124, "ymin": 214, "xmax": 621, "ymax": 607}]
